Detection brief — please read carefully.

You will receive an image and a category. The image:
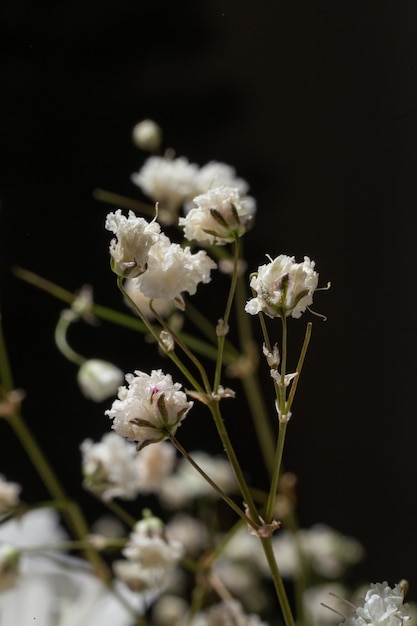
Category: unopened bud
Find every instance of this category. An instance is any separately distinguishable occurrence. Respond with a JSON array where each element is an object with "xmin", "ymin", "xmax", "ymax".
[{"xmin": 132, "ymin": 119, "xmax": 162, "ymax": 152}]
